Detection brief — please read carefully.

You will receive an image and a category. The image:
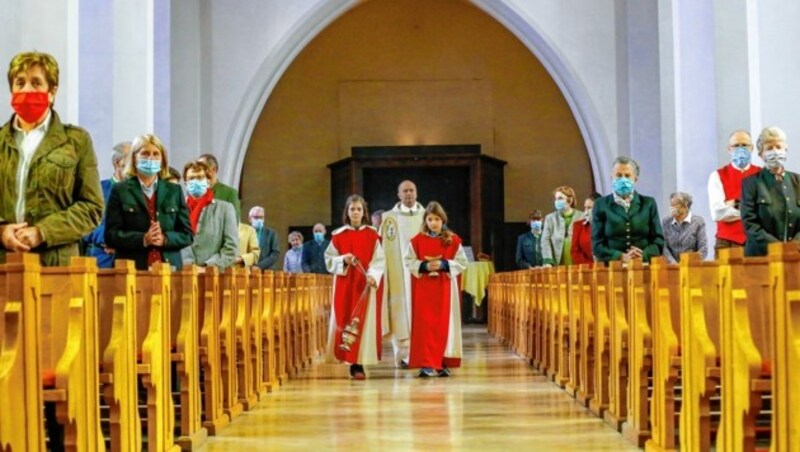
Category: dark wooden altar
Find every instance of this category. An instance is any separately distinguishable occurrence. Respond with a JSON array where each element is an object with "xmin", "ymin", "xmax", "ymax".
[{"xmin": 327, "ymin": 144, "xmax": 506, "ymax": 258}]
